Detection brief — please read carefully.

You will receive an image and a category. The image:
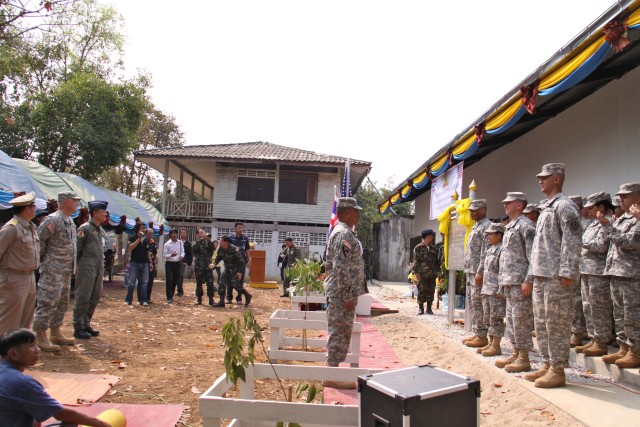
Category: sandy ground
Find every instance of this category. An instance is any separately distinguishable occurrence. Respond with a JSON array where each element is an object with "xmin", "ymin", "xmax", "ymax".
[{"xmin": 31, "ymin": 277, "xmax": 586, "ymax": 426}]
